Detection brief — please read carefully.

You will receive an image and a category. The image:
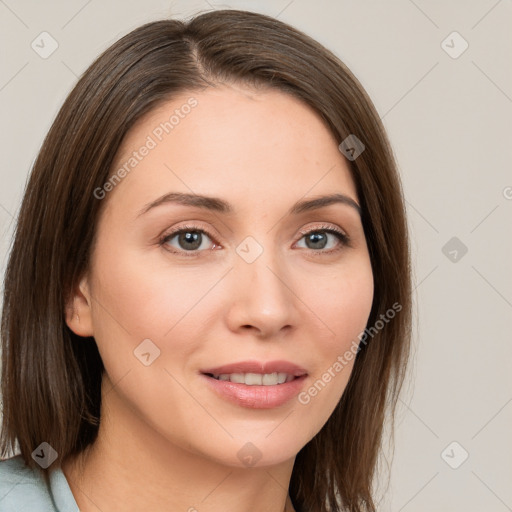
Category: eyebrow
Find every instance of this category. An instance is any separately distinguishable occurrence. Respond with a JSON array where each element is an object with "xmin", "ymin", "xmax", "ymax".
[{"xmin": 137, "ymin": 192, "xmax": 361, "ymax": 218}]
